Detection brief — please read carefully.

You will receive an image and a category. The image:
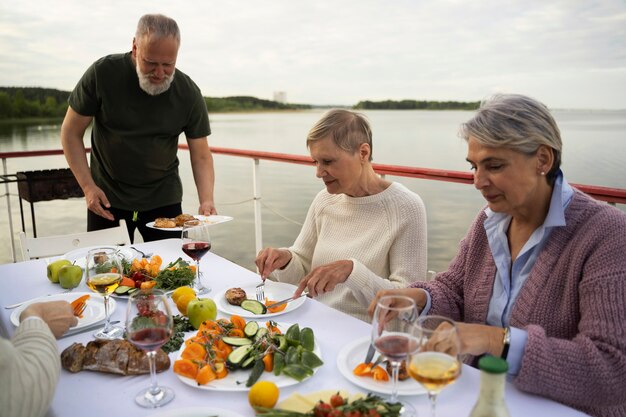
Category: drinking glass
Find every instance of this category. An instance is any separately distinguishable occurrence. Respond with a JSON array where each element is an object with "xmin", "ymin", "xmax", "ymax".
[
  {"xmin": 409, "ymin": 316, "xmax": 462, "ymax": 417},
  {"xmin": 85, "ymin": 247, "xmax": 124, "ymax": 340},
  {"xmin": 181, "ymin": 220, "xmax": 212, "ymax": 295},
  {"xmin": 371, "ymin": 295, "xmax": 419, "ymax": 417},
  {"xmin": 126, "ymin": 289, "xmax": 175, "ymax": 408}
]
